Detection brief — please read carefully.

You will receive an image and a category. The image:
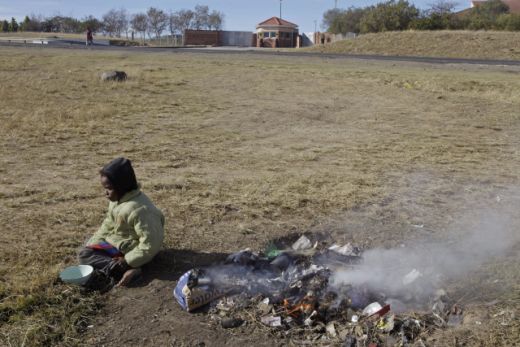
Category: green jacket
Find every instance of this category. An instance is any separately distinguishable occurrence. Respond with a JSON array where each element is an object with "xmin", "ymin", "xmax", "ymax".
[{"xmin": 88, "ymin": 189, "xmax": 165, "ymax": 268}]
